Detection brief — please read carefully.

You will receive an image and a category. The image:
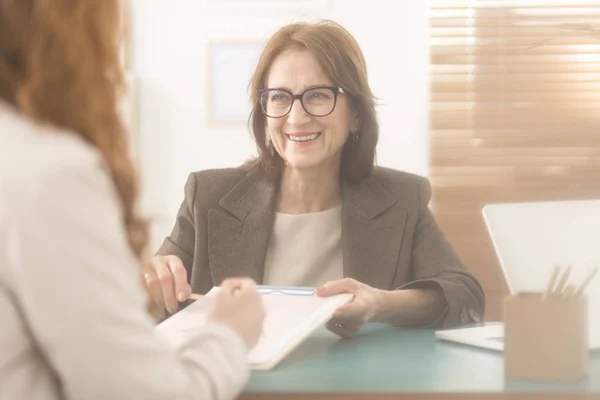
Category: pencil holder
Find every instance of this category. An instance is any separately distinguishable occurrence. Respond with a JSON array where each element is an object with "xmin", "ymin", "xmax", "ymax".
[{"xmin": 503, "ymin": 292, "xmax": 588, "ymax": 382}]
